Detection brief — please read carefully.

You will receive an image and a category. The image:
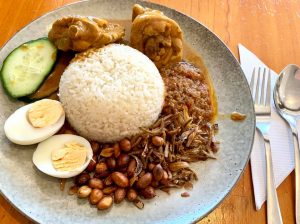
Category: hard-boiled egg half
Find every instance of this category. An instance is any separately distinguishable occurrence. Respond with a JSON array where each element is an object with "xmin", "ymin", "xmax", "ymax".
[
  {"xmin": 33, "ymin": 134, "xmax": 93, "ymax": 178},
  {"xmin": 4, "ymin": 99, "xmax": 65, "ymax": 145}
]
